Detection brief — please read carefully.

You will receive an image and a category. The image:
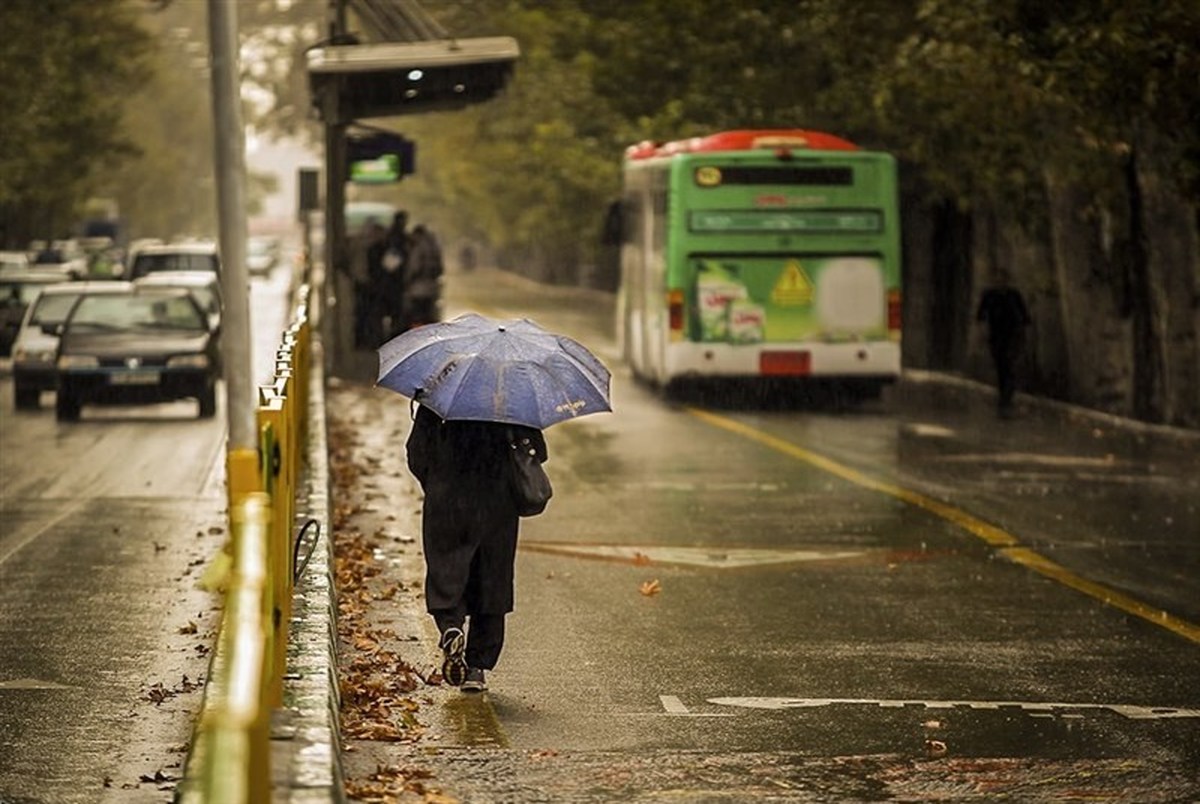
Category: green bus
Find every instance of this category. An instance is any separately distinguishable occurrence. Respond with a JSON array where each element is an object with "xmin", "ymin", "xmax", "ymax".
[{"xmin": 616, "ymin": 129, "xmax": 902, "ymax": 395}]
